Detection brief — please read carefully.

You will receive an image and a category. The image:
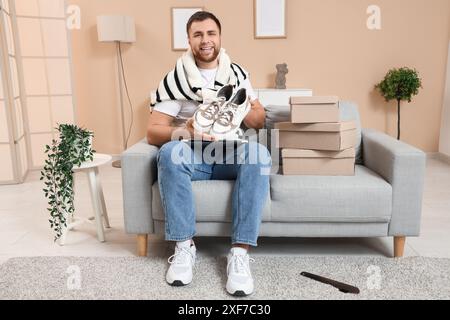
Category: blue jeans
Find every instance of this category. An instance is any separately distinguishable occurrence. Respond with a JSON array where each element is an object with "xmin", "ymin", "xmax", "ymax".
[{"xmin": 156, "ymin": 140, "xmax": 271, "ymax": 247}]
